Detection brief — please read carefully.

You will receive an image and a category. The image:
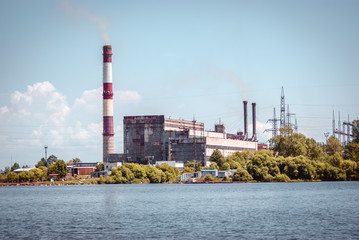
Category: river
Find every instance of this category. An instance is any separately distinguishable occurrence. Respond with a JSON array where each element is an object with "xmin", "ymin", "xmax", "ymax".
[{"xmin": 1, "ymin": 182, "xmax": 358, "ymax": 239}]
